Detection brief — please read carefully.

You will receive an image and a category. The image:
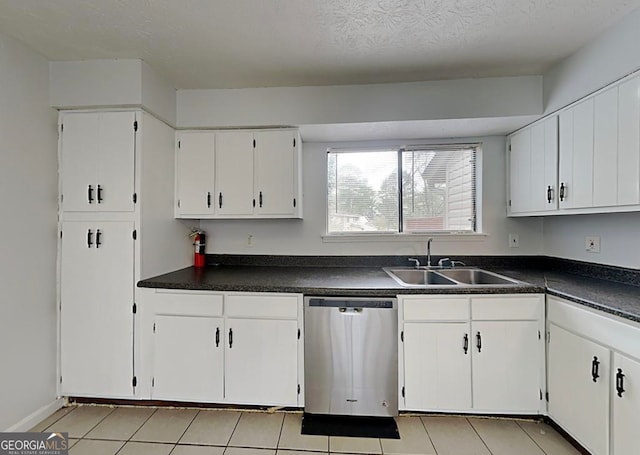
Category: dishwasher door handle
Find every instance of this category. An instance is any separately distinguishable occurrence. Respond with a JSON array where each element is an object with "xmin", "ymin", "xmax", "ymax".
[{"xmin": 339, "ymin": 307, "xmax": 362, "ymax": 313}]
